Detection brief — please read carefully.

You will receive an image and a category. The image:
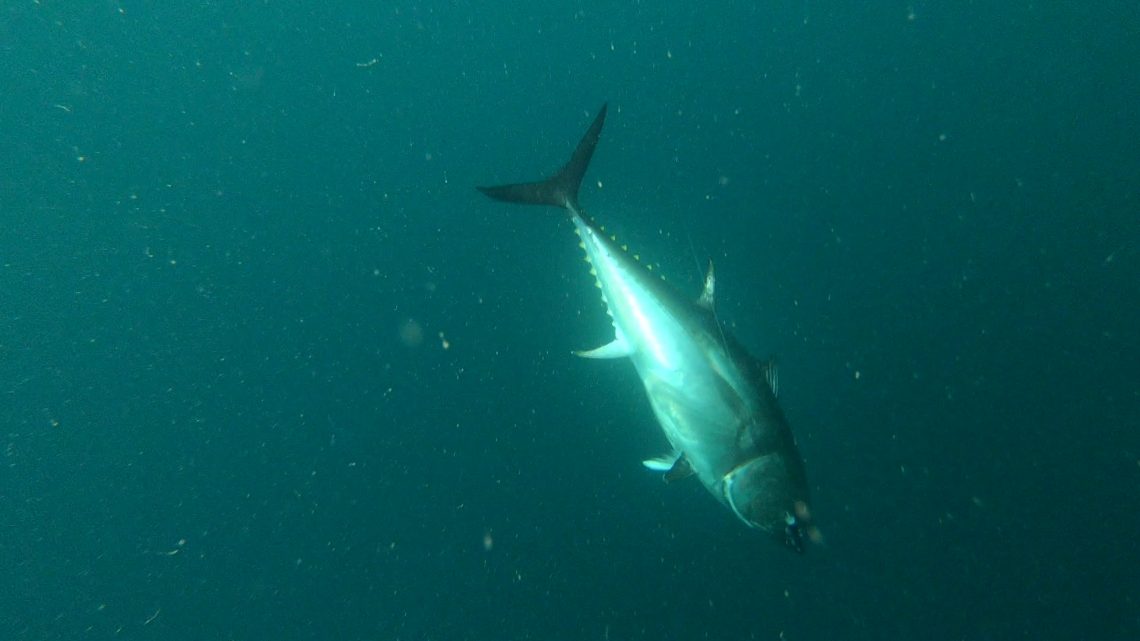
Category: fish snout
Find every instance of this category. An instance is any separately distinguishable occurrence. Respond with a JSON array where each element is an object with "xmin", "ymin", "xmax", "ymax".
[{"xmin": 783, "ymin": 500, "xmax": 817, "ymax": 554}]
